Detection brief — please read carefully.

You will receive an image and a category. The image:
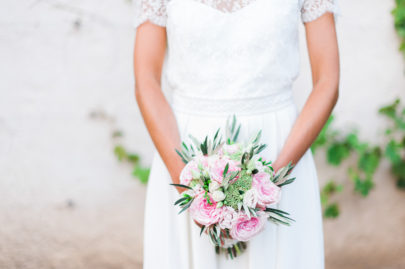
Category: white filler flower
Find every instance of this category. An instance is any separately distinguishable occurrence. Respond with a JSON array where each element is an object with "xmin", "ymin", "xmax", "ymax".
[
  {"xmin": 209, "ymin": 181, "xmax": 220, "ymax": 193},
  {"xmin": 243, "ymin": 189, "xmax": 259, "ymax": 208},
  {"xmin": 212, "ymin": 190, "xmax": 226, "ymax": 202}
]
